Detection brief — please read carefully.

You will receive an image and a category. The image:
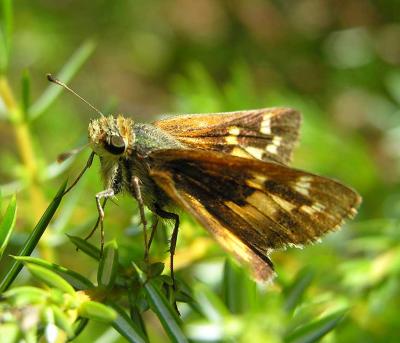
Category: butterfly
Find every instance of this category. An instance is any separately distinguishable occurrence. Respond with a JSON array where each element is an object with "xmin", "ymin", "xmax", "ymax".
[{"xmin": 49, "ymin": 75, "xmax": 361, "ymax": 283}]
